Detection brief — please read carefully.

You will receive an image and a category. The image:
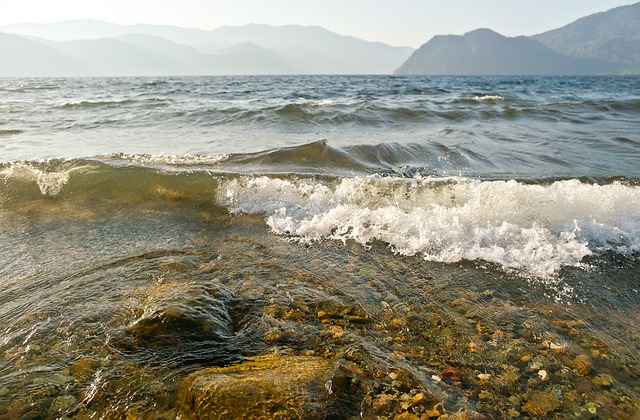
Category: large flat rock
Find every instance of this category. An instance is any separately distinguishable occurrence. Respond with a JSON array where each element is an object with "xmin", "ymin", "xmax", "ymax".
[{"xmin": 178, "ymin": 354, "xmax": 332, "ymax": 419}]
